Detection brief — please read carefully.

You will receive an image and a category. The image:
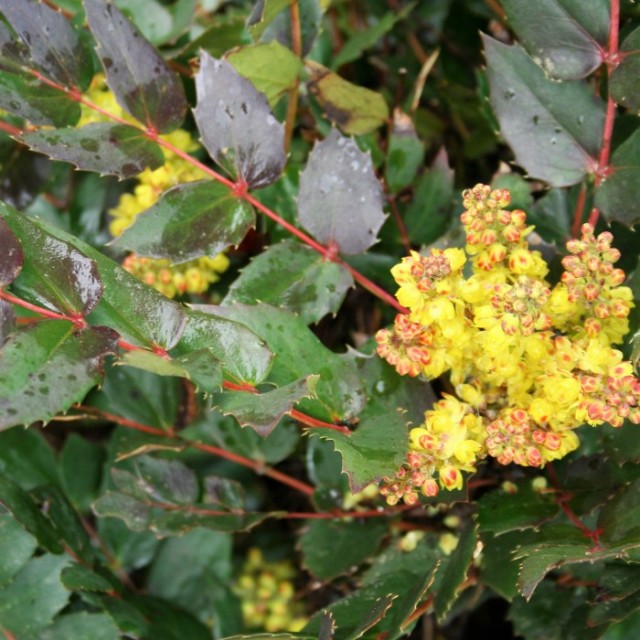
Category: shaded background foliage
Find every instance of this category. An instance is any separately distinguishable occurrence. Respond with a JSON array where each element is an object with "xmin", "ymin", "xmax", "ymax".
[{"xmin": 0, "ymin": 1, "xmax": 639, "ymax": 639}]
